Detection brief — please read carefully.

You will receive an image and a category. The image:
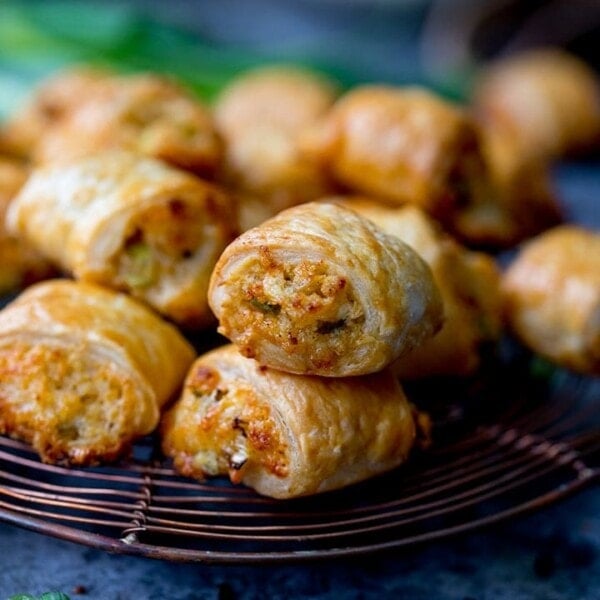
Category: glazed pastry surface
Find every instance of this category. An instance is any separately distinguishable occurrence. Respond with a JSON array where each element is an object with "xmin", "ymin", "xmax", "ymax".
[
  {"xmin": 214, "ymin": 67, "xmax": 337, "ymax": 223},
  {"xmin": 502, "ymin": 226, "xmax": 600, "ymax": 375},
  {"xmin": 161, "ymin": 345, "xmax": 416, "ymax": 499},
  {"xmin": 300, "ymin": 86, "xmax": 492, "ymax": 235},
  {"xmin": 3, "ymin": 68, "xmax": 222, "ymax": 176},
  {"xmin": 7, "ymin": 151, "xmax": 237, "ymax": 327},
  {"xmin": 455, "ymin": 126, "xmax": 563, "ymax": 247},
  {"xmin": 0, "ymin": 158, "xmax": 56, "ymax": 292},
  {"xmin": 340, "ymin": 199, "xmax": 502, "ymax": 378},
  {"xmin": 0, "ymin": 279, "xmax": 196, "ymax": 464},
  {"xmin": 209, "ymin": 201, "xmax": 444, "ymax": 376},
  {"xmin": 473, "ymin": 49, "xmax": 600, "ymax": 161}
]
